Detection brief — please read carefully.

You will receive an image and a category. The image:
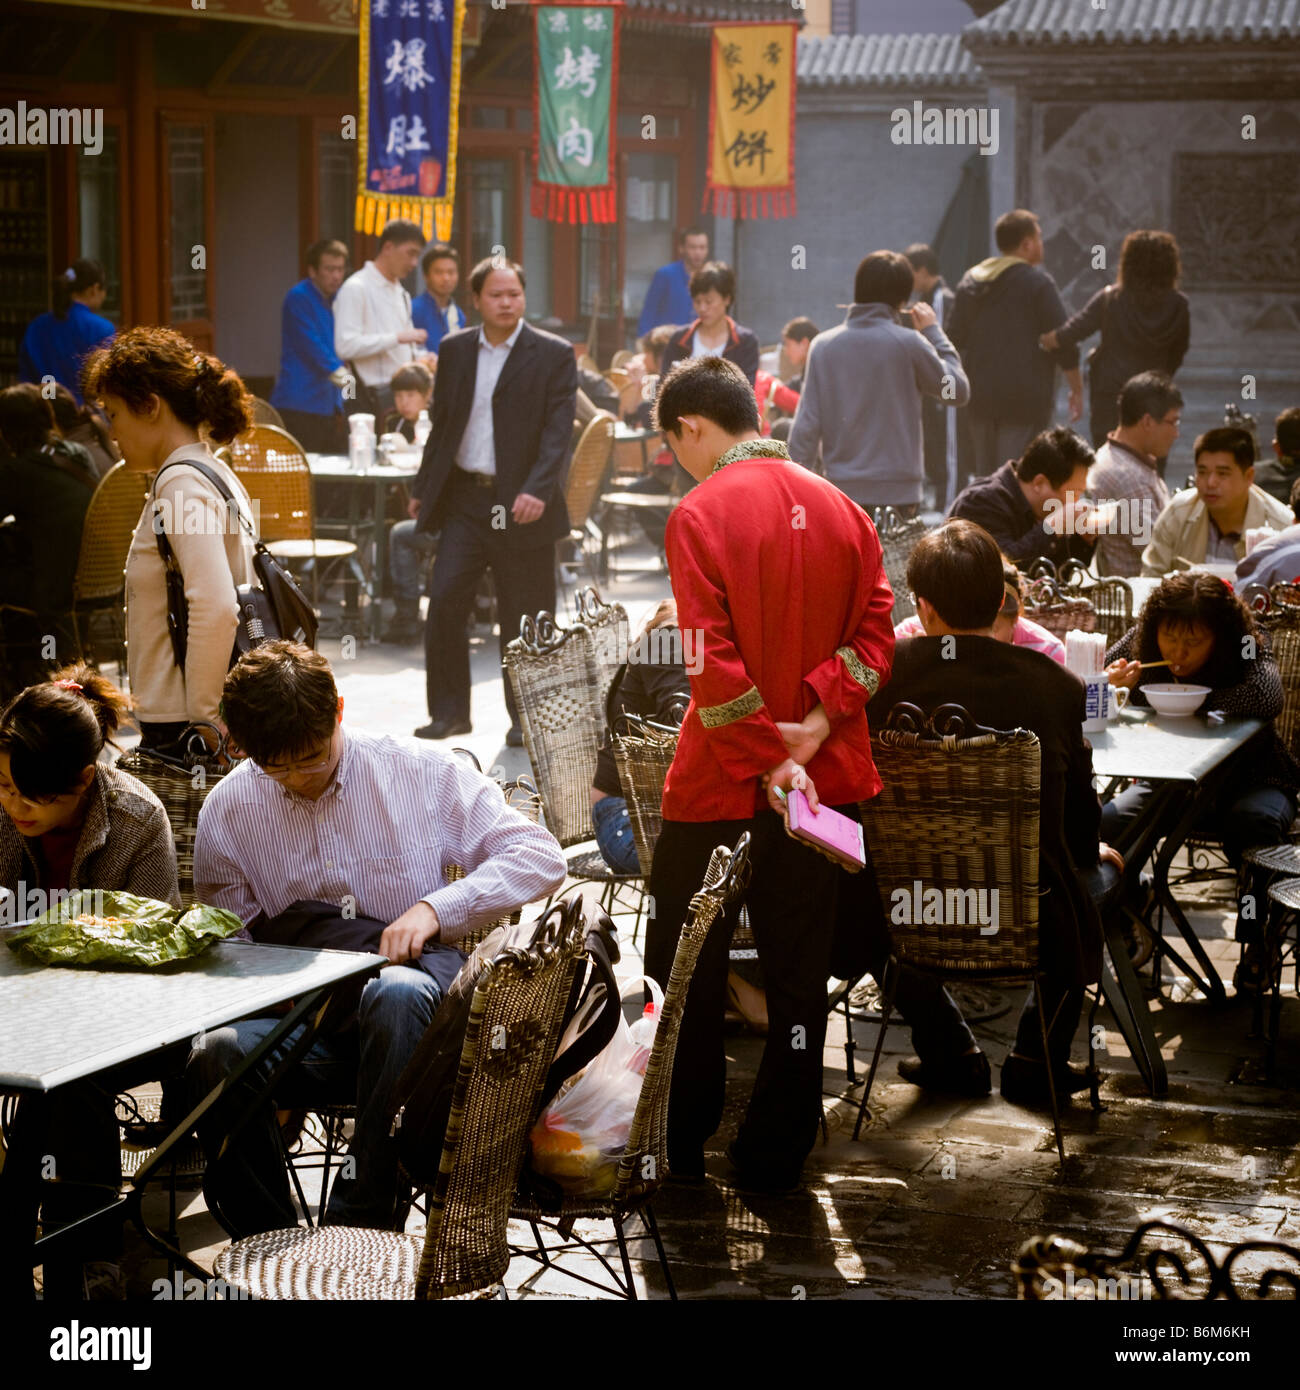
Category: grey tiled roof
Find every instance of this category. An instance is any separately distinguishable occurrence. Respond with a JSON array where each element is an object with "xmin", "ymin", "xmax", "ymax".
[
  {"xmin": 965, "ymin": 0, "xmax": 1300, "ymax": 44},
  {"xmin": 798, "ymin": 32, "xmax": 982, "ymax": 88}
]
